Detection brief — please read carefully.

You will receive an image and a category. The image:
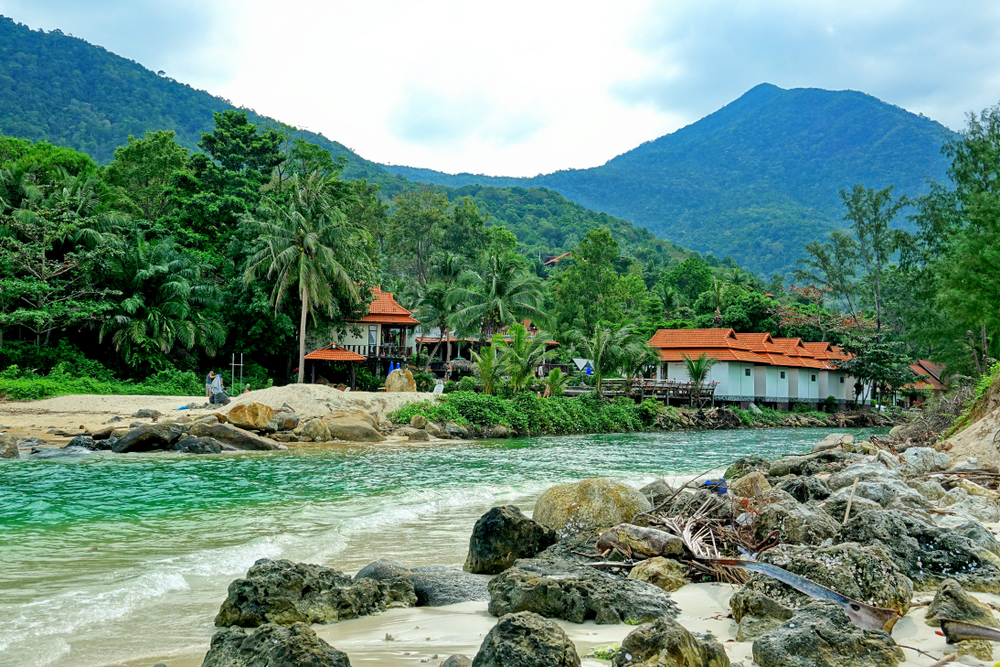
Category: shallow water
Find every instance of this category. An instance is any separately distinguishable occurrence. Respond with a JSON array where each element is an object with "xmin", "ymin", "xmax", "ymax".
[{"xmin": 0, "ymin": 427, "xmax": 882, "ymax": 667}]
